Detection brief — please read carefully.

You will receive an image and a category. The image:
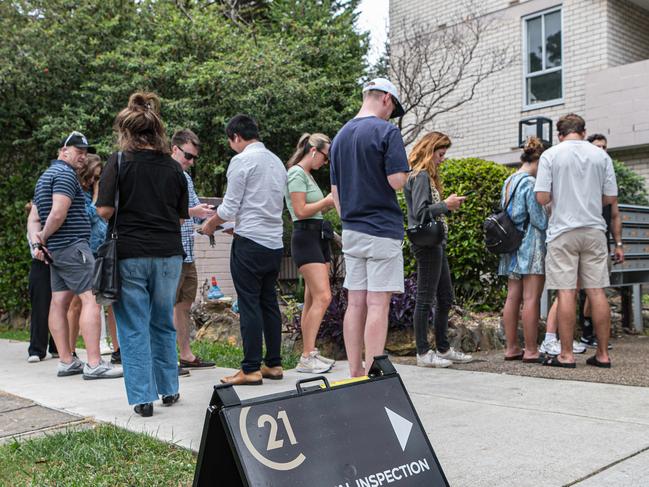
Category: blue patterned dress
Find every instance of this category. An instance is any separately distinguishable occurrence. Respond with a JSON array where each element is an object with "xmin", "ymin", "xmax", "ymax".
[{"xmin": 497, "ymin": 172, "xmax": 548, "ymax": 278}]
